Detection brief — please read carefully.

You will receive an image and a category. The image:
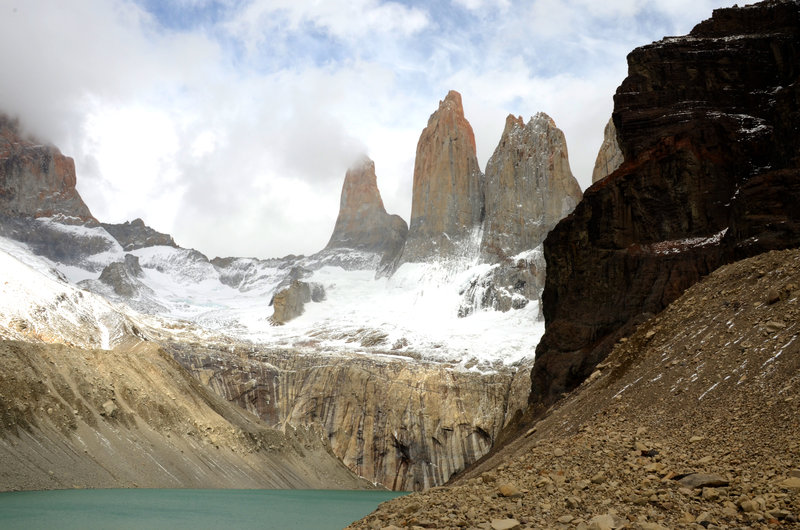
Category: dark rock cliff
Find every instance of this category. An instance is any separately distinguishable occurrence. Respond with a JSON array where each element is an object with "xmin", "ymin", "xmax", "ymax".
[{"xmin": 531, "ymin": 0, "xmax": 800, "ymax": 408}]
